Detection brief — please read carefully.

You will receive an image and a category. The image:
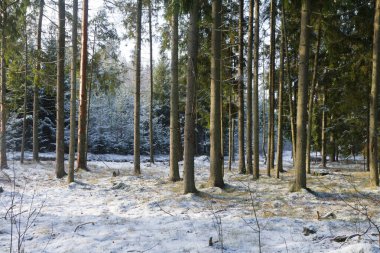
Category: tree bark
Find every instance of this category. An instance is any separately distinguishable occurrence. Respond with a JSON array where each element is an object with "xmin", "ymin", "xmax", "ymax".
[
  {"xmin": 306, "ymin": 14, "xmax": 322, "ymax": 174},
  {"xmin": 267, "ymin": 0, "xmax": 276, "ymax": 176},
  {"xmin": 253, "ymin": 0, "xmax": 260, "ymax": 179},
  {"xmin": 276, "ymin": 17, "xmax": 285, "ymax": 178},
  {"xmin": 169, "ymin": 0, "xmax": 180, "ymax": 181},
  {"xmin": 282, "ymin": 7, "xmax": 296, "ymax": 163},
  {"xmin": 228, "ymin": 77, "xmax": 233, "ymax": 171},
  {"xmin": 209, "ymin": 0, "xmax": 224, "ymax": 188},
  {"xmin": 133, "ymin": 0, "xmax": 142, "ymax": 175},
  {"xmin": 292, "ymin": 0, "xmax": 311, "ymax": 192},
  {"xmin": 183, "ymin": 0, "xmax": 199, "ymax": 194},
  {"xmin": 21, "ymin": 17, "xmax": 28, "ymax": 164},
  {"xmin": 262, "ymin": 60, "xmax": 267, "ymax": 164},
  {"xmin": 321, "ymin": 85, "xmax": 327, "ymax": 168},
  {"xmin": 369, "ymin": 0, "xmax": 380, "ymax": 187},
  {"xmin": 85, "ymin": 28, "xmax": 96, "ymax": 162},
  {"xmin": 55, "ymin": 0, "xmax": 66, "ymax": 178},
  {"xmin": 246, "ymin": 0, "xmax": 253, "ymax": 175},
  {"xmin": 329, "ymin": 126, "xmax": 336, "ymax": 162},
  {"xmin": 149, "ymin": 0, "xmax": 154, "ymax": 164},
  {"xmin": 238, "ymin": 0, "xmax": 245, "ymax": 174},
  {"xmin": 33, "ymin": 0, "xmax": 44, "ymax": 163},
  {"xmin": 68, "ymin": 0, "xmax": 78, "ymax": 183},
  {"xmin": 0, "ymin": 7, "xmax": 6, "ymax": 169},
  {"xmin": 77, "ymin": 0, "xmax": 89, "ymax": 171}
]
